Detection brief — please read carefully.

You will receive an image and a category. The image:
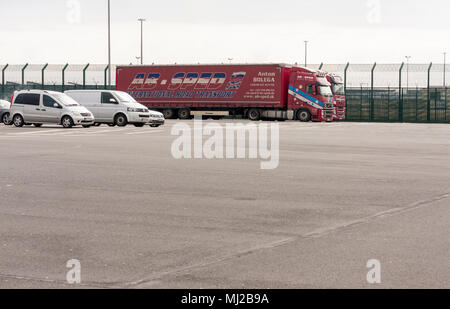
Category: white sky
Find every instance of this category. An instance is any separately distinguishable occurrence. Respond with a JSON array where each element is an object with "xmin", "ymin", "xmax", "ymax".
[{"xmin": 0, "ymin": 0, "xmax": 449, "ymax": 64}]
